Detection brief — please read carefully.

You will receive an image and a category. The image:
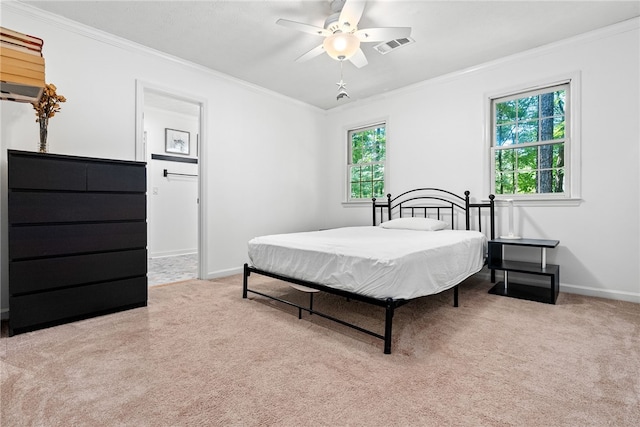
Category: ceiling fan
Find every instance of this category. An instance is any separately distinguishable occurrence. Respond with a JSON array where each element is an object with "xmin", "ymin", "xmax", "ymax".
[{"xmin": 276, "ymin": 0, "xmax": 411, "ymax": 68}]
